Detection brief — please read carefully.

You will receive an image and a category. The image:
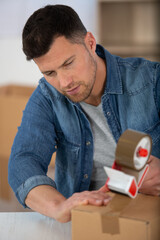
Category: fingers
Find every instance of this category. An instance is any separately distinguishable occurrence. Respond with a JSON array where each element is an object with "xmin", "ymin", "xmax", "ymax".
[
  {"xmin": 148, "ymin": 155, "xmax": 160, "ymax": 165},
  {"xmin": 142, "ymin": 155, "xmax": 160, "ymax": 182},
  {"xmin": 98, "ymin": 184, "xmax": 109, "ymax": 193},
  {"xmin": 71, "ymin": 191, "xmax": 112, "ymax": 207},
  {"xmin": 87, "ymin": 197, "xmax": 111, "ymax": 206},
  {"xmin": 55, "ymin": 190, "xmax": 112, "ymax": 222},
  {"xmin": 147, "ymin": 155, "xmax": 154, "ymax": 164},
  {"xmin": 139, "ymin": 175, "xmax": 160, "ymax": 196},
  {"xmin": 83, "ymin": 191, "xmax": 112, "ymax": 206}
]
